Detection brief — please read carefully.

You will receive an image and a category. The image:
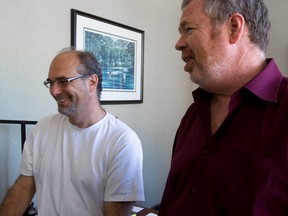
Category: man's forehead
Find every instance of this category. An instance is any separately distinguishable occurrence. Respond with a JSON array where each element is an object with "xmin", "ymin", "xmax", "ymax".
[
  {"xmin": 48, "ymin": 53, "xmax": 80, "ymax": 77},
  {"xmin": 179, "ymin": 0, "xmax": 208, "ymax": 26}
]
